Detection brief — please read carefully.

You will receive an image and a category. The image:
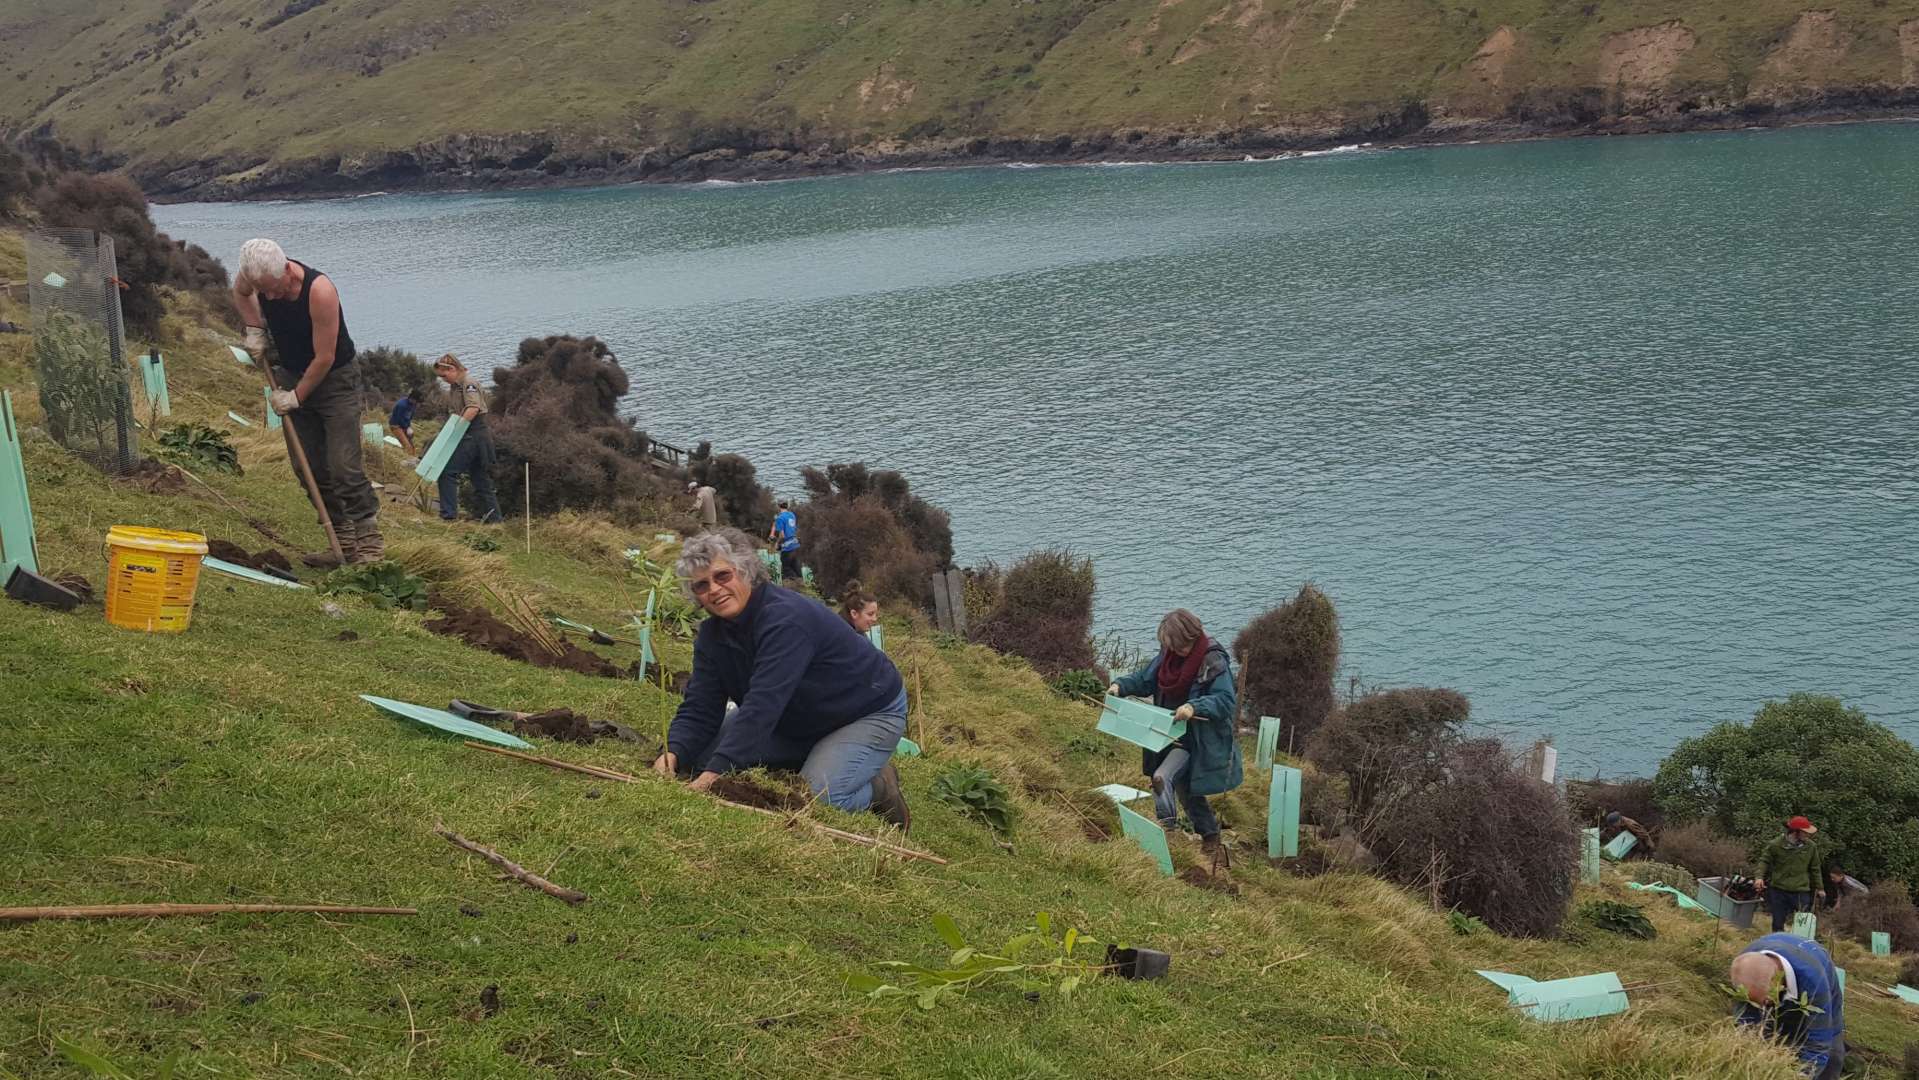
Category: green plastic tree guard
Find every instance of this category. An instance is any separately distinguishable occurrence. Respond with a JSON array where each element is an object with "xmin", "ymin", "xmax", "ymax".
[
  {"xmin": 1602, "ymin": 831, "xmax": 1637, "ymax": 860},
  {"xmin": 1096, "ymin": 695, "xmax": 1186, "ymax": 752},
  {"xmin": 228, "ymin": 344, "xmax": 252, "ymax": 364},
  {"xmin": 263, "ymin": 386, "xmax": 281, "ymax": 431},
  {"xmin": 0, "ymin": 391, "xmax": 39, "ymax": 581},
  {"xmin": 1090, "ymin": 784, "xmax": 1152, "ymax": 804},
  {"xmin": 1872, "ymin": 932, "xmax": 1892, "ymax": 957},
  {"xmin": 414, "ymin": 416, "xmax": 469, "ymax": 484},
  {"xmin": 138, "ymin": 354, "xmax": 170, "ymax": 418},
  {"xmin": 894, "ymin": 737, "xmax": 921, "ymax": 757},
  {"xmin": 362, "ymin": 422, "xmax": 385, "ymax": 446},
  {"xmin": 1790, "ymin": 912, "xmax": 1817, "ymax": 939},
  {"xmin": 360, "ymin": 694, "xmax": 533, "ymax": 750},
  {"xmin": 867, "ymin": 624, "xmax": 884, "ymax": 650},
  {"xmin": 1625, "ymin": 881, "xmax": 1711, "ymax": 914},
  {"xmin": 1836, "ymin": 968, "xmax": 1845, "ymax": 997},
  {"xmin": 202, "ymin": 556, "xmax": 308, "ymax": 589},
  {"xmin": 1116, "ymin": 801, "xmax": 1174, "ymax": 876},
  {"xmin": 1581, "ymin": 828, "xmax": 1602, "ymax": 884},
  {"xmin": 1268, "ymin": 765, "xmax": 1302, "ymax": 859},
  {"xmin": 1254, "ymin": 716, "xmax": 1282, "ymax": 770},
  {"xmin": 1477, "ymin": 970, "xmax": 1629, "ymax": 1023},
  {"xmin": 1891, "ymin": 984, "xmax": 1919, "ymax": 1006},
  {"xmin": 226, "ymin": 409, "xmax": 253, "ymax": 428}
]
